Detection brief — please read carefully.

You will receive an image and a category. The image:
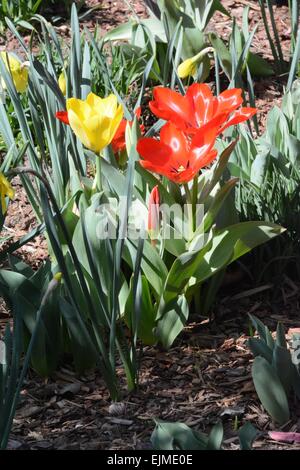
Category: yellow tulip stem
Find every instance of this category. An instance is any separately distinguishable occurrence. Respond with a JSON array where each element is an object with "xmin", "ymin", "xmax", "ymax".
[{"xmin": 95, "ymin": 156, "xmax": 102, "ymax": 192}]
